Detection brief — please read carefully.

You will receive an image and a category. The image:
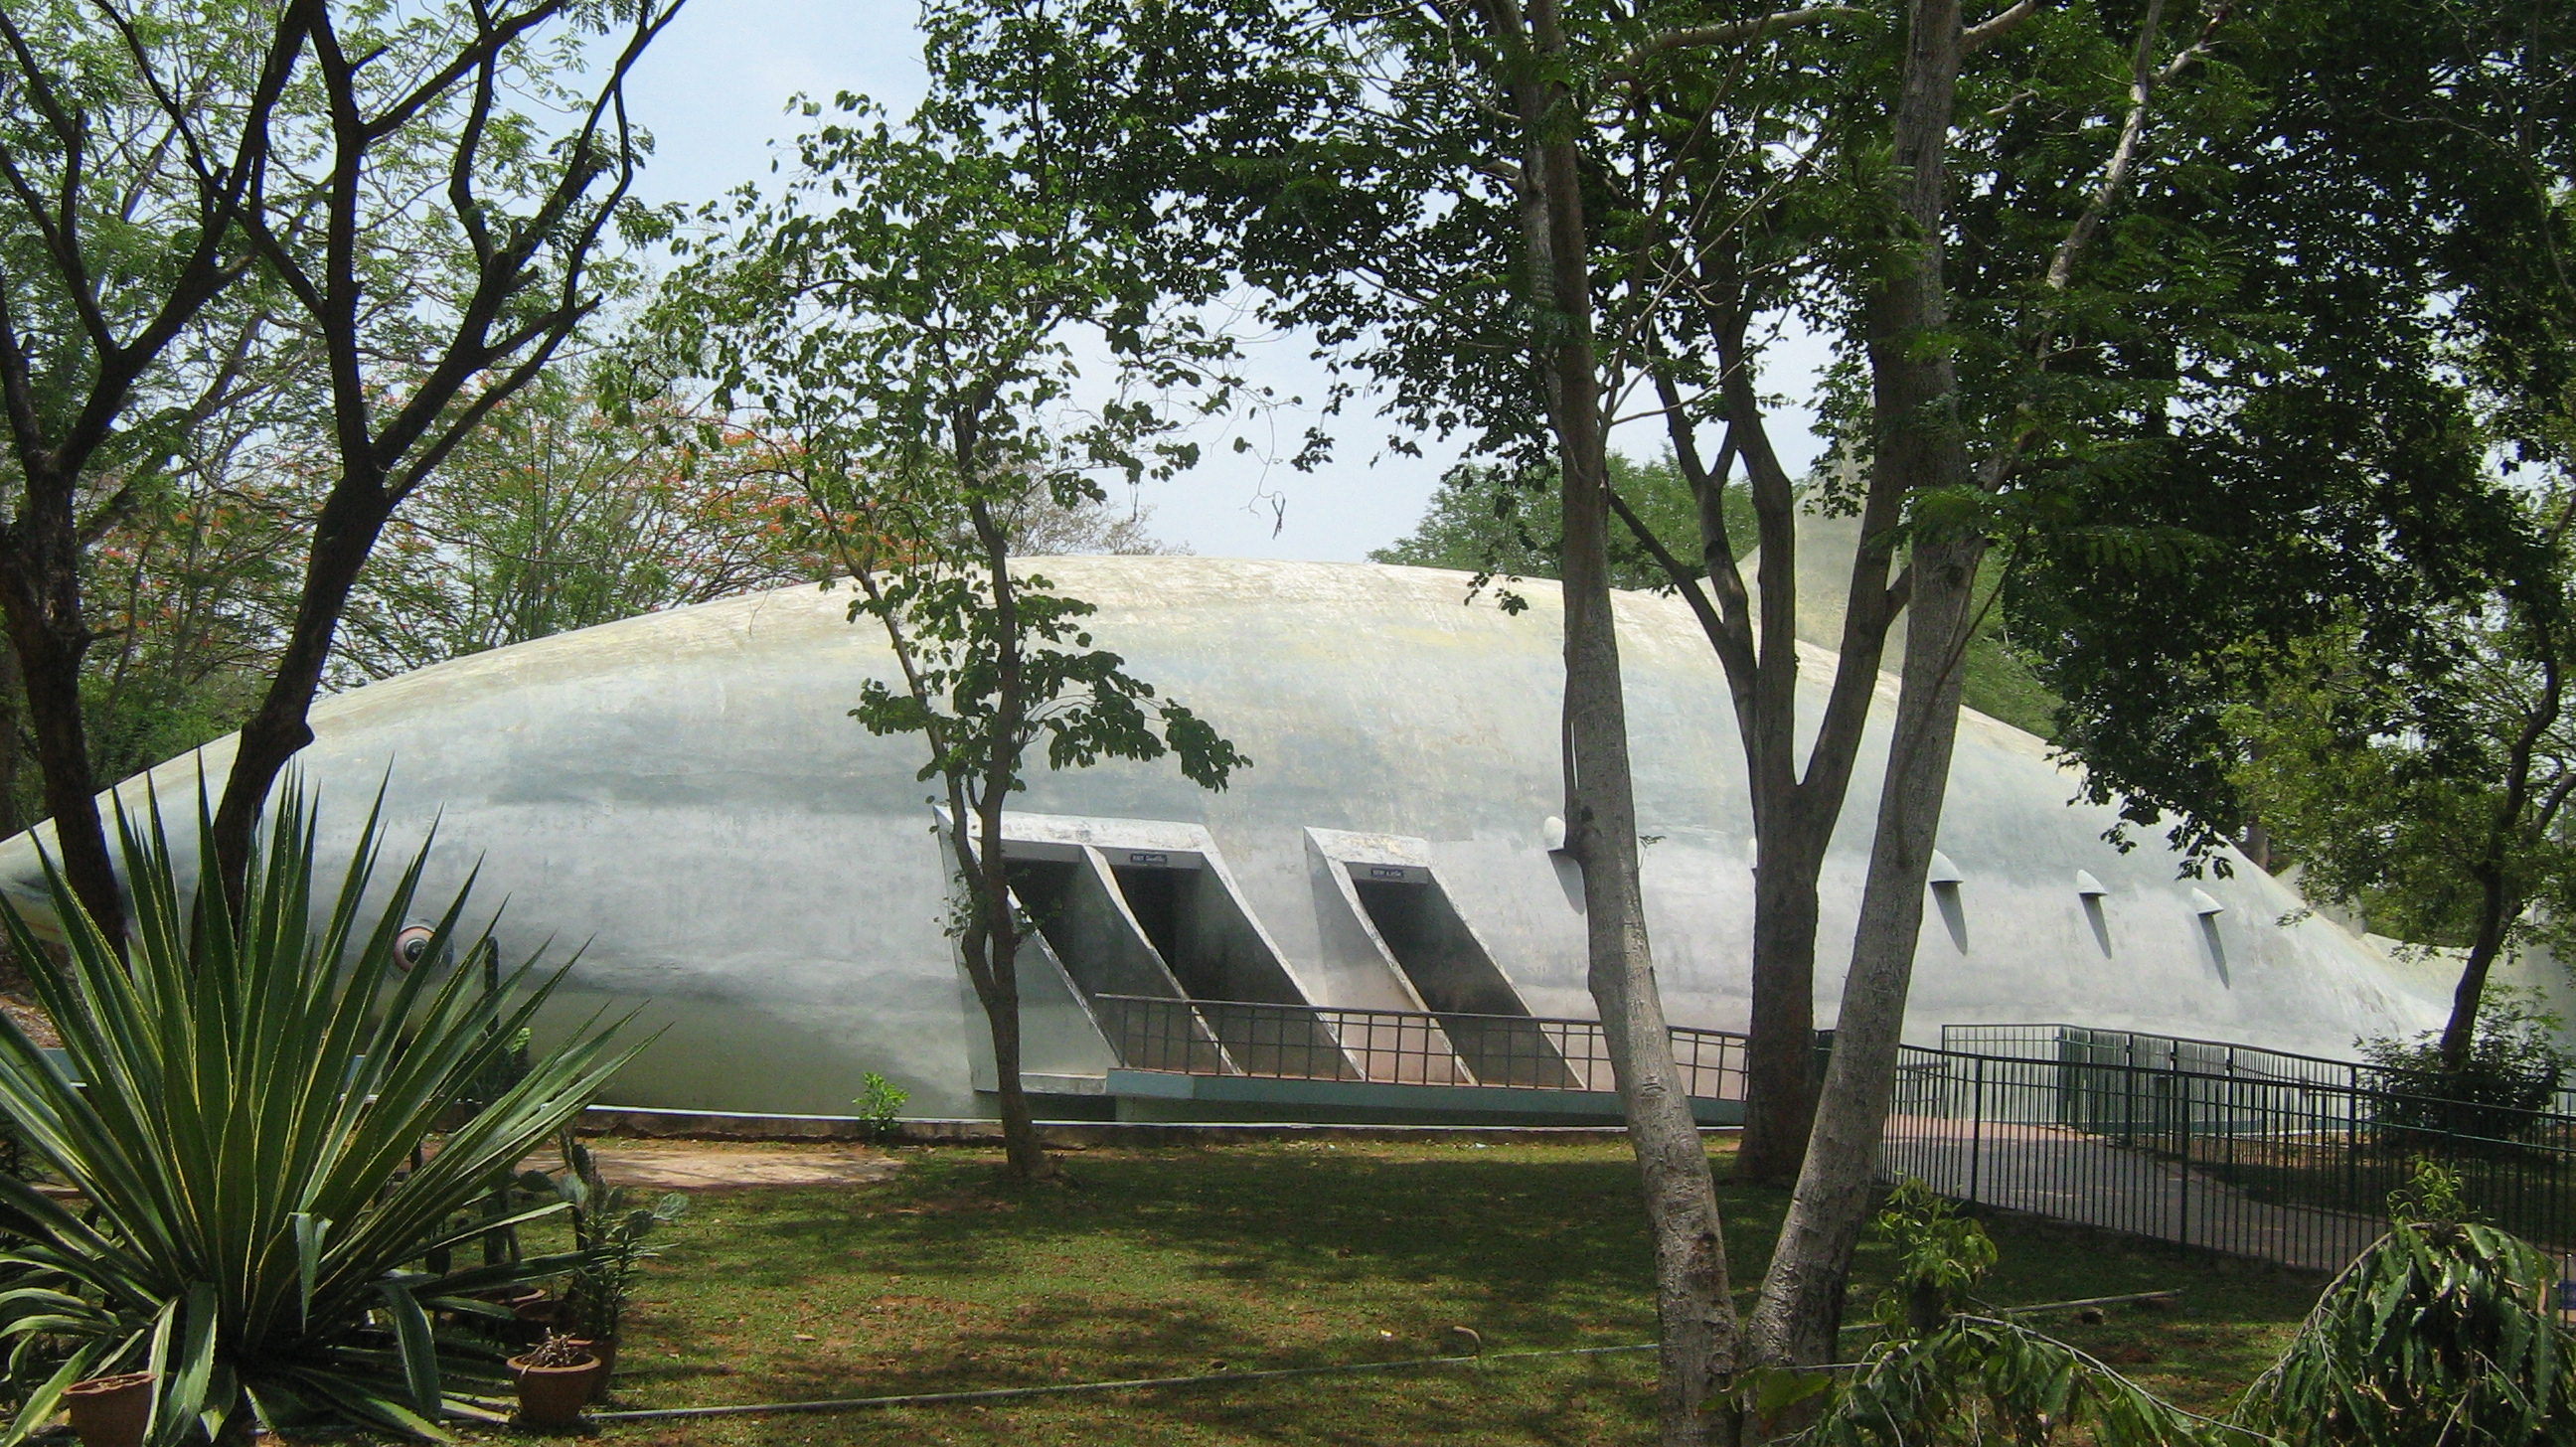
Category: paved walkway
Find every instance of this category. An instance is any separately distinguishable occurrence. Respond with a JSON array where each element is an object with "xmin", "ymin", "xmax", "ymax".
[
  {"xmin": 526, "ymin": 1140, "xmax": 907, "ymax": 1191},
  {"xmin": 1881, "ymin": 1115, "xmax": 2383, "ymax": 1272}
]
